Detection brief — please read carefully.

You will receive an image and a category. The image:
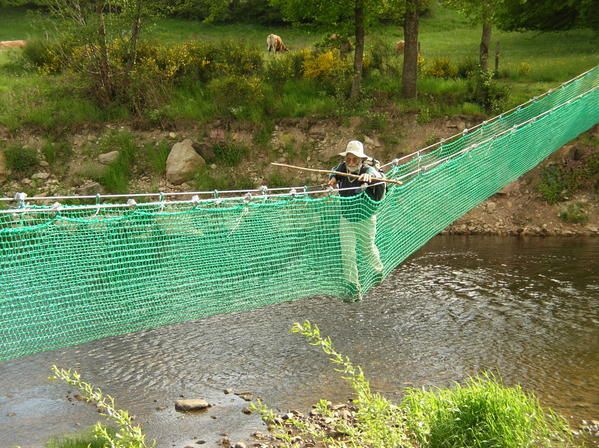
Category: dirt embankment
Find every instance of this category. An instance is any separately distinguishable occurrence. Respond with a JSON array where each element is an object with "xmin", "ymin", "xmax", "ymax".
[{"xmin": 0, "ymin": 118, "xmax": 597, "ymax": 236}]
